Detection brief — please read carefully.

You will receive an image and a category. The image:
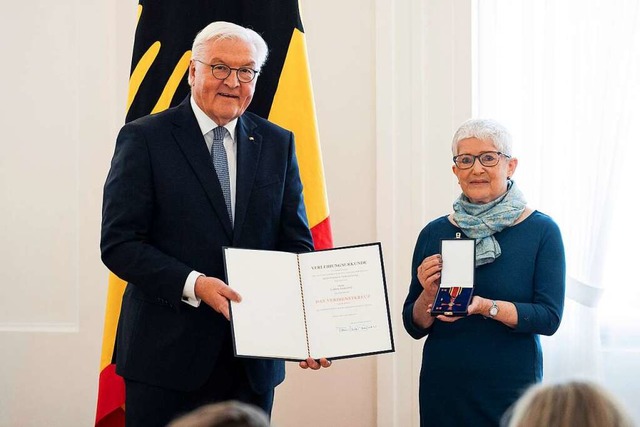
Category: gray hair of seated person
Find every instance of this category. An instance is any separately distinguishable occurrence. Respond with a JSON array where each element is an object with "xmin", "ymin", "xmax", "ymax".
[
  {"xmin": 451, "ymin": 118, "xmax": 514, "ymax": 156},
  {"xmin": 167, "ymin": 400, "xmax": 271, "ymax": 427},
  {"xmin": 503, "ymin": 380, "xmax": 634, "ymax": 427}
]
